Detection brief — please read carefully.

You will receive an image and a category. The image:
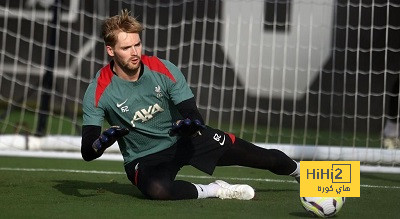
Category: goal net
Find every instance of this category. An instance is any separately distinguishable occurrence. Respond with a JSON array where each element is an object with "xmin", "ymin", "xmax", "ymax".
[{"xmin": 0, "ymin": 0, "xmax": 399, "ymax": 173}]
